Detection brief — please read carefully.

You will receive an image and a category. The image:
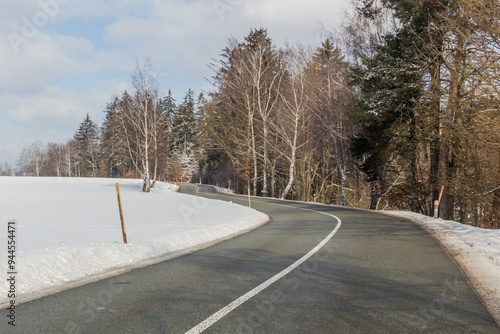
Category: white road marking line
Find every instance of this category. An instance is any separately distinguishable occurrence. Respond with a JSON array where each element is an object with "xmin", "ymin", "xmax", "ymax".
[{"xmin": 184, "ymin": 201, "xmax": 342, "ymax": 334}]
